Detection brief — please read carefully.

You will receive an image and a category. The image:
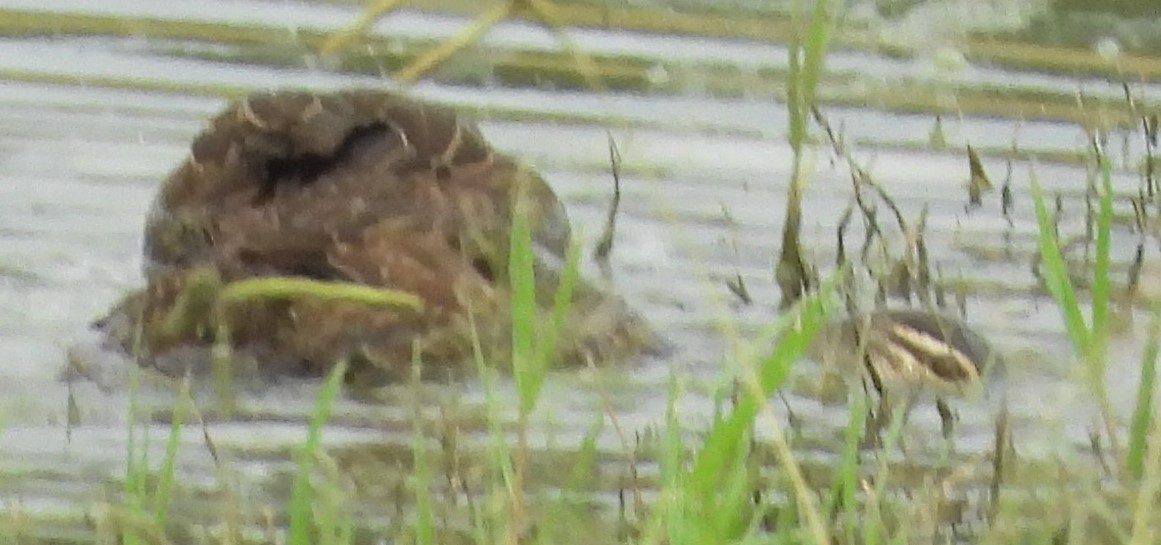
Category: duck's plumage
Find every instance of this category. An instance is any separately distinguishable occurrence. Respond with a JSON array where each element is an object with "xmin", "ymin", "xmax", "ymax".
[{"xmin": 96, "ymin": 90, "xmax": 651, "ymax": 379}]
